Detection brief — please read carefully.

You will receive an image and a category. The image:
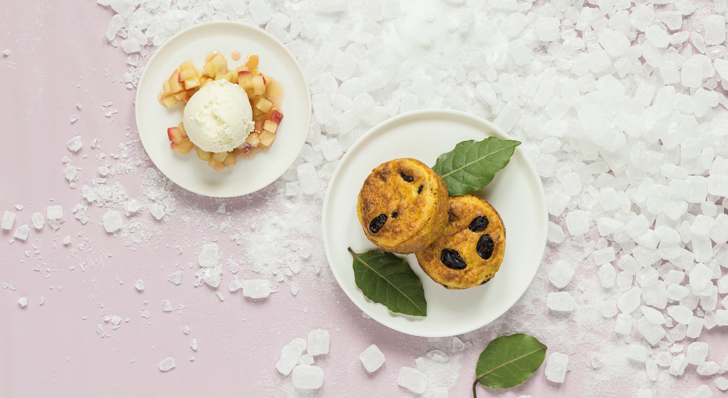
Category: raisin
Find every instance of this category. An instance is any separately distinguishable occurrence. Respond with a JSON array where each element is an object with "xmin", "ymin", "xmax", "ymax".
[
  {"xmin": 369, "ymin": 214, "xmax": 387, "ymax": 233},
  {"xmin": 418, "ymin": 185, "xmax": 423, "ymax": 194},
  {"xmin": 391, "ymin": 211, "xmax": 398, "ymax": 218},
  {"xmin": 480, "ymin": 279, "xmax": 491, "ymax": 285},
  {"xmin": 476, "ymin": 235, "xmax": 494, "ymax": 260},
  {"xmin": 400, "ymin": 172, "xmax": 414, "ymax": 182},
  {"xmin": 440, "ymin": 249, "xmax": 467, "ymax": 270},
  {"xmin": 469, "ymin": 216, "xmax": 489, "ymax": 232},
  {"xmin": 443, "ymin": 284, "xmax": 449, "ymax": 288}
]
